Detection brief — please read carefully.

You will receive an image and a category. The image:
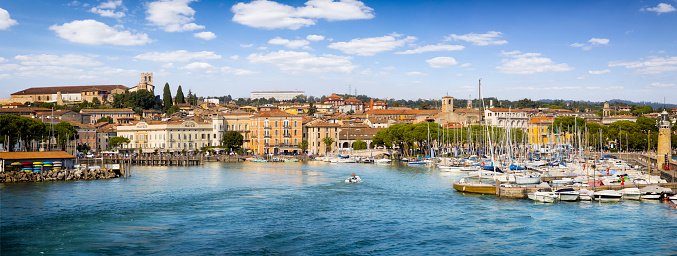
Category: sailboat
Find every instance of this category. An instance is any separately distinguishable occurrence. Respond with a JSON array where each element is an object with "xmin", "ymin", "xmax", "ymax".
[{"xmin": 453, "ymin": 79, "xmax": 497, "ymax": 195}]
